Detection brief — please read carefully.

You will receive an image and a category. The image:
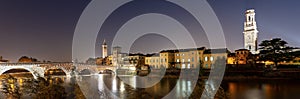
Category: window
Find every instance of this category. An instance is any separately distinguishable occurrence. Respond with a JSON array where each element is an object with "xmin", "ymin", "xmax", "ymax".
[
  {"xmin": 188, "ymin": 59, "xmax": 191, "ymax": 62},
  {"xmin": 205, "ymin": 64, "xmax": 209, "ymax": 68},
  {"xmin": 182, "ymin": 59, "xmax": 185, "ymax": 62},
  {"xmin": 176, "ymin": 59, "xmax": 180, "ymax": 62},
  {"xmin": 182, "ymin": 54, "xmax": 185, "ymax": 56},
  {"xmin": 248, "ymin": 16, "xmax": 251, "ymax": 21},
  {"xmin": 192, "ymin": 57, "xmax": 194, "ymax": 62},
  {"xmin": 210, "ymin": 57, "xmax": 214, "ymax": 61},
  {"xmin": 177, "ymin": 54, "xmax": 179, "ymax": 56},
  {"xmin": 187, "ymin": 64, "xmax": 191, "ymax": 69},
  {"xmin": 182, "ymin": 64, "xmax": 186, "ymax": 69},
  {"xmin": 192, "ymin": 64, "xmax": 194, "ymax": 68},
  {"xmin": 205, "ymin": 56, "xmax": 208, "ymax": 61}
]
